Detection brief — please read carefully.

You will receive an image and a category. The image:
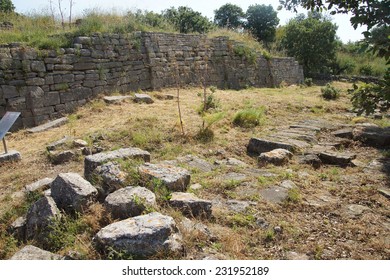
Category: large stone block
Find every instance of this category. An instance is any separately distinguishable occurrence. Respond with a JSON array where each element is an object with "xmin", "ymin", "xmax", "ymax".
[
  {"xmin": 169, "ymin": 192, "xmax": 212, "ymax": 218},
  {"xmin": 51, "ymin": 173, "xmax": 98, "ymax": 213},
  {"xmin": 94, "ymin": 212, "xmax": 183, "ymax": 257},
  {"xmin": 247, "ymin": 138, "xmax": 296, "ymax": 155},
  {"xmin": 104, "ymin": 186, "xmax": 156, "ymax": 219},
  {"xmin": 10, "ymin": 245, "xmax": 62, "ymax": 260},
  {"xmin": 138, "ymin": 163, "xmax": 191, "ymax": 192}
]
